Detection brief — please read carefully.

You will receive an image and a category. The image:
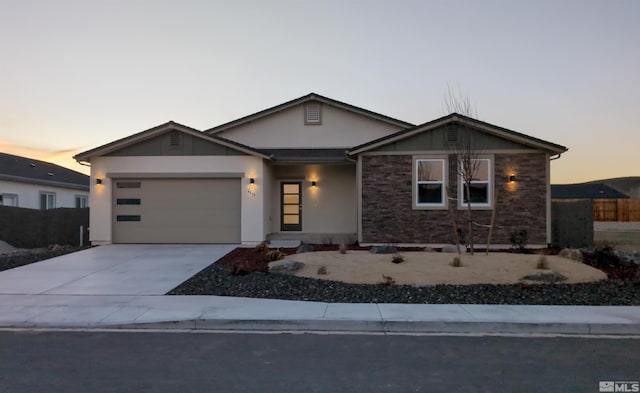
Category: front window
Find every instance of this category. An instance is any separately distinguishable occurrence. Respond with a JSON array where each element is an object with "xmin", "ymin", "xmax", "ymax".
[
  {"xmin": 40, "ymin": 192, "xmax": 56, "ymax": 210},
  {"xmin": 416, "ymin": 159, "xmax": 446, "ymax": 207},
  {"xmin": 75, "ymin": 195, "xmax": 88, "ymax": 208},
  {"xmin": 459, "ymin": 158, "xmax": 491, "ymax": 207},
  {"xmin": 0, "ymin": 194, "xmax": 18, "ymax": 207}
]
